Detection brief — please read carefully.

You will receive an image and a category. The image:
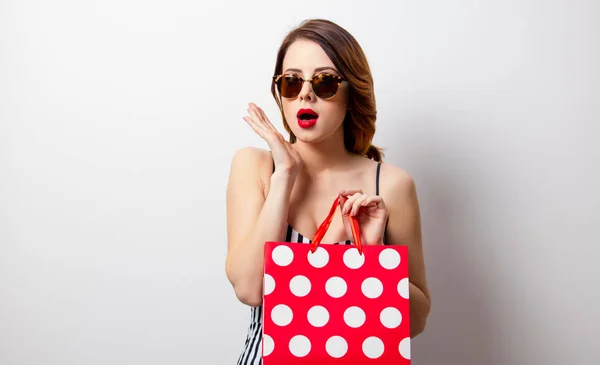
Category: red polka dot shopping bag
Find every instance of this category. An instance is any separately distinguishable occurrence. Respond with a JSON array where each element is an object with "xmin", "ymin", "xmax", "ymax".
[{"xmin": 262, "ymin": 197, "xmax": 411, "ymax": 364}]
